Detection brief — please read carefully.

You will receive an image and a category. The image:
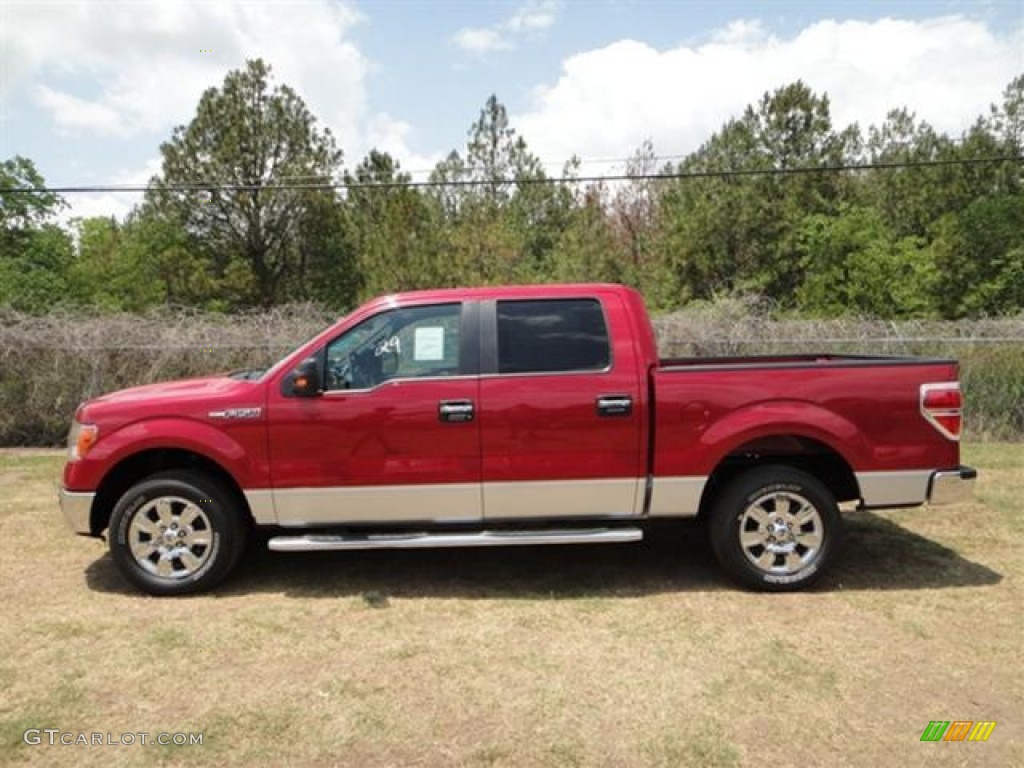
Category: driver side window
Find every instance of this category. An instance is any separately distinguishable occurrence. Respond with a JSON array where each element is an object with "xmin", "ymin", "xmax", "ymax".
[{"xmin": 325, "ymin": 303, "xmax": 462, "ymax": 391}]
